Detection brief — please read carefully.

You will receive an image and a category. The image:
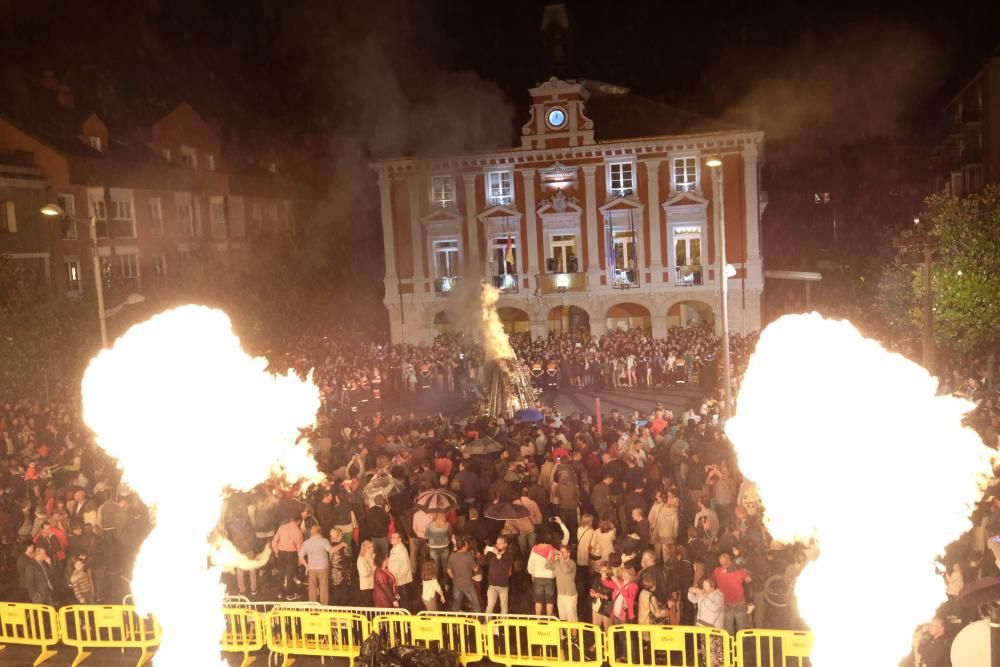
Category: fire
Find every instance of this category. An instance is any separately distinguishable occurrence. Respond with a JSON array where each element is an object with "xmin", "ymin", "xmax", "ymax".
[
  {"xmin": 480, "ymin": 282, "xmax": 514, "ymax": 360},
  {"xmin": 81, "ymin": 305, "xmax": 320, "ymax": 666},
  {"xmin": 726, "ymin": 313, "xmax": 992, "ymax": 666}
]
